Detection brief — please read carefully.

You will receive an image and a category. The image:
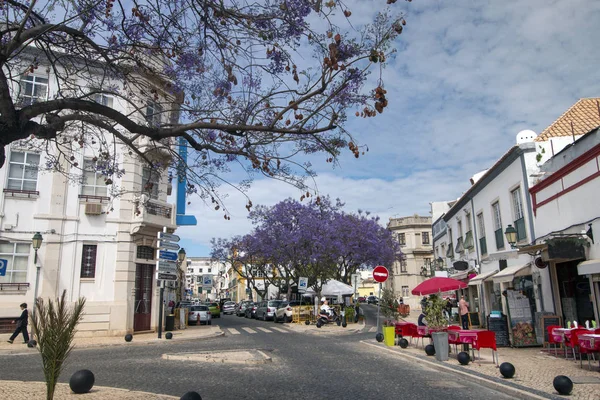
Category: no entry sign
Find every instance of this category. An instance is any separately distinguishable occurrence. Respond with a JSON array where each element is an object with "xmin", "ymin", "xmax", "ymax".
[{"xmin": 373, "ymin": 265, "xmax": 389, "ymax": 283}]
